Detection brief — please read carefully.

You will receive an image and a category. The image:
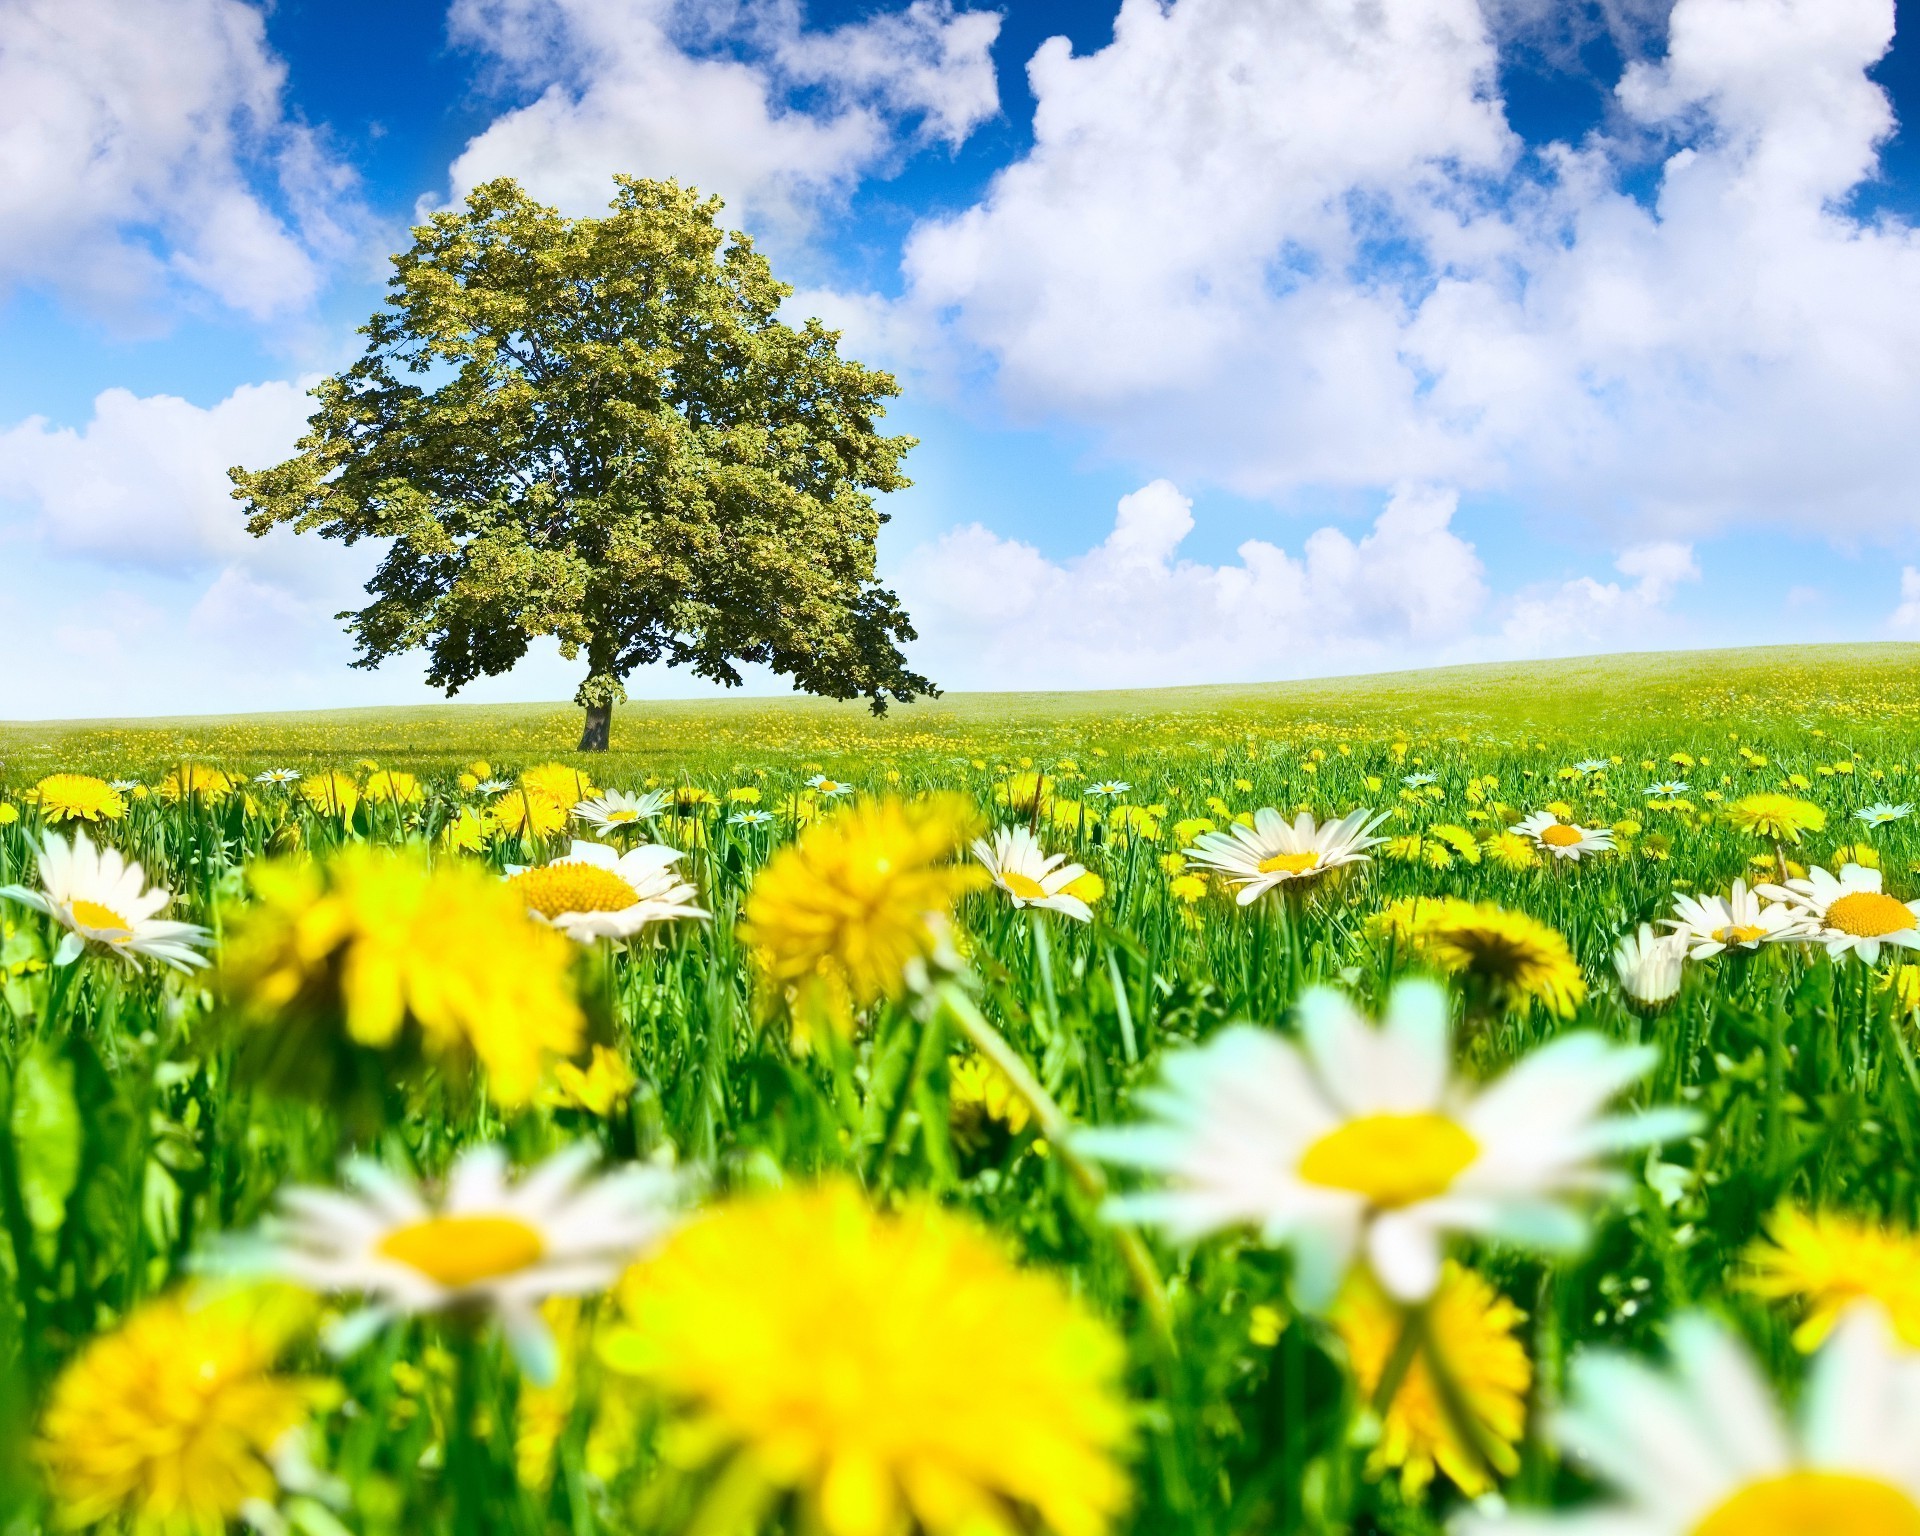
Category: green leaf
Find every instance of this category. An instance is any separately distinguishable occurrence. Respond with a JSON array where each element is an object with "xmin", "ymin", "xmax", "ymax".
[{"xmin": 10, "ymin": 1044, "xmax": 79, "ymax": 1244}]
